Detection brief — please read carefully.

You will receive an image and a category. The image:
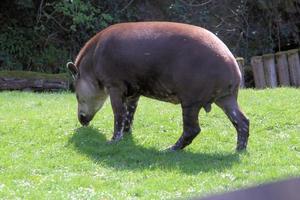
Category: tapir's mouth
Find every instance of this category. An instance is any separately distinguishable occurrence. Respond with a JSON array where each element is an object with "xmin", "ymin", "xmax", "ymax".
[{"xmin": 79, "ymin": 114, "xmax": 91, "ymax": 126}]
